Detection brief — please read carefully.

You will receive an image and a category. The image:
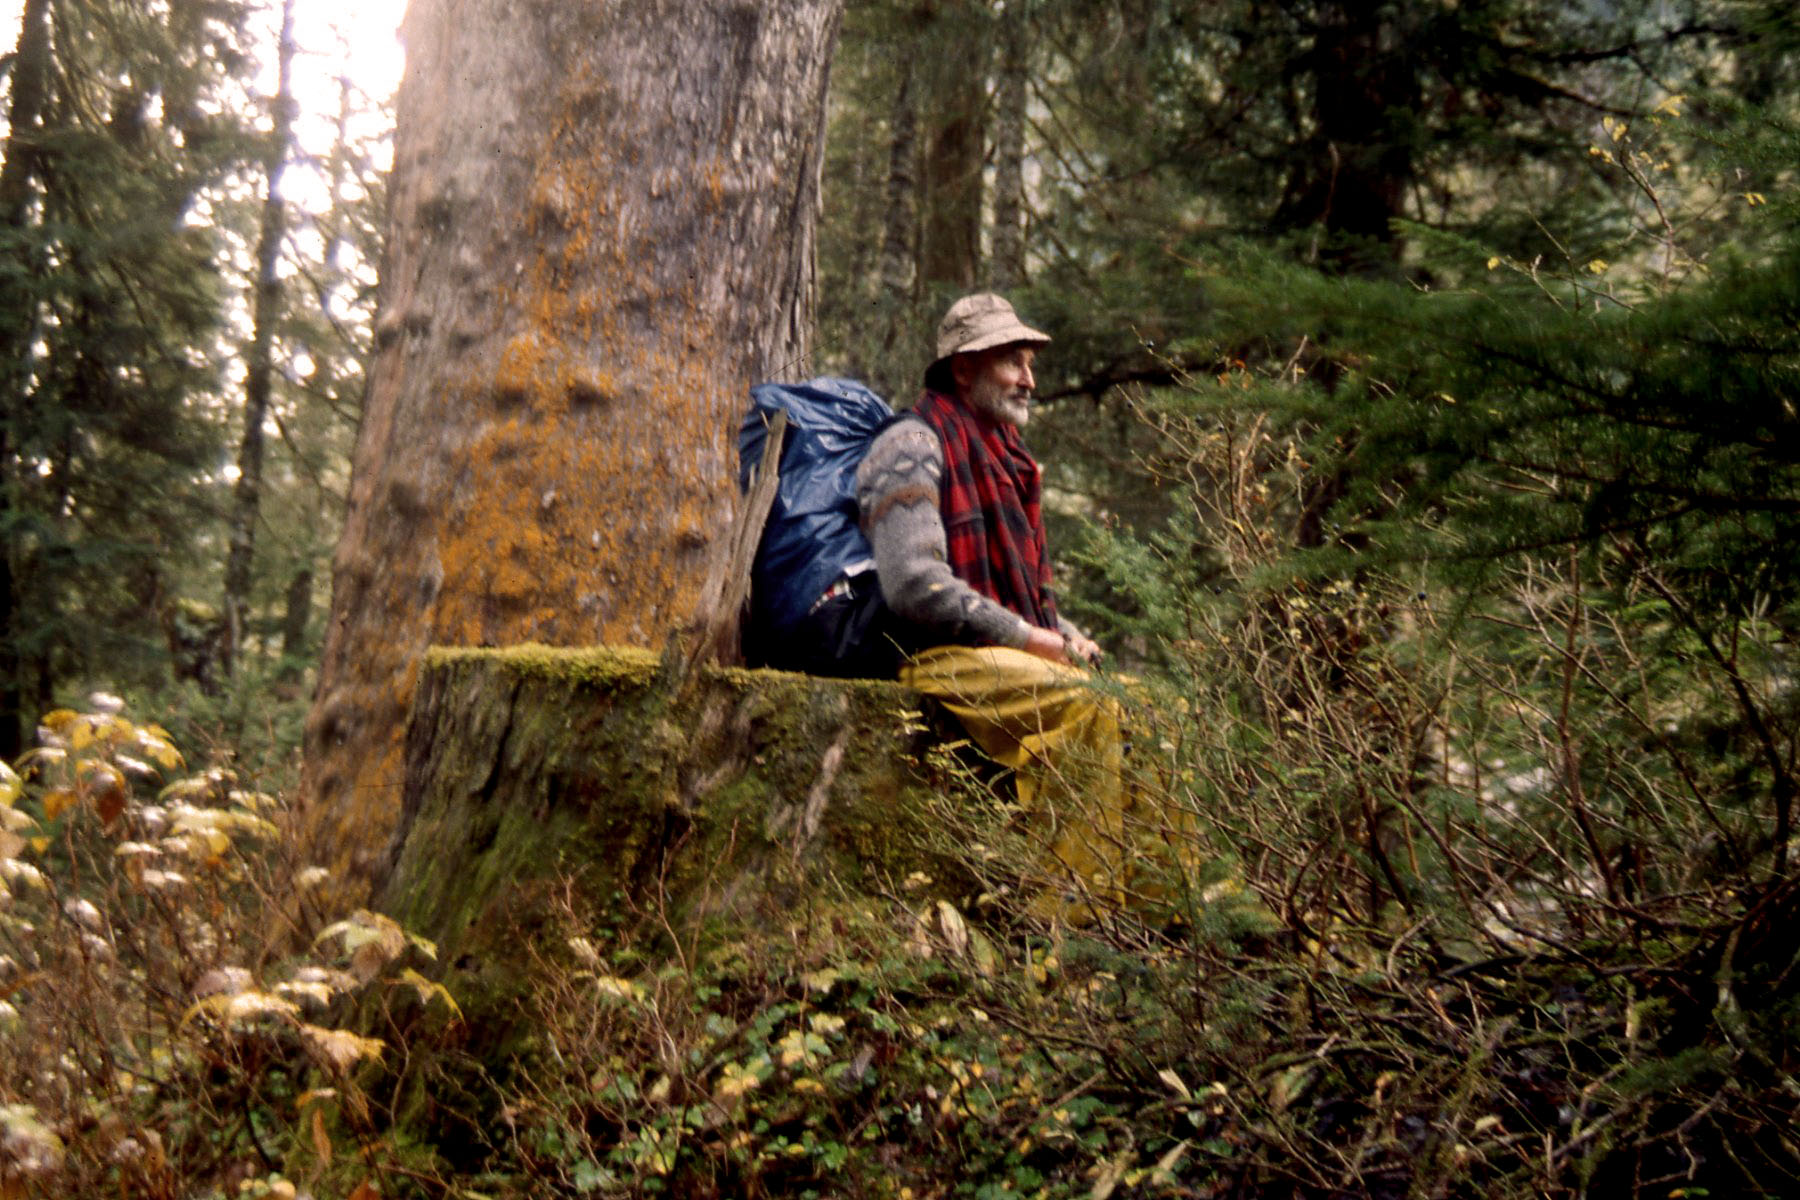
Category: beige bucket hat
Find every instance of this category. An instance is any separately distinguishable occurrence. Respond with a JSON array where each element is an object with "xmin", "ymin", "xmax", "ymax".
[{"xmin": 929, "ymin": 293, "xmax": 1051, "ymax": 376}]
